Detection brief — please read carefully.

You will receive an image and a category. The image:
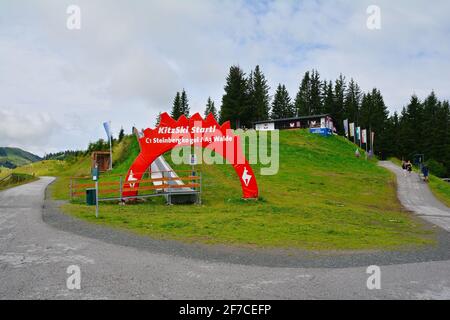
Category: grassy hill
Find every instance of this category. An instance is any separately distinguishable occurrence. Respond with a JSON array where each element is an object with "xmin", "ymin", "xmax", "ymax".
[
  {"xmin": 38, "ymin": 130, "xmax": 436, "ymax": 251},
  {"xmin": 0, "ymin": 147, "xmax": 42, "ymax": 169},
  {"xmin": 0, "ymin": 173, "xmax": 38, "ymax": 191},
  {"xmin": 429, "ymin": 177, "xmax": 450, "ymax": 207}
]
